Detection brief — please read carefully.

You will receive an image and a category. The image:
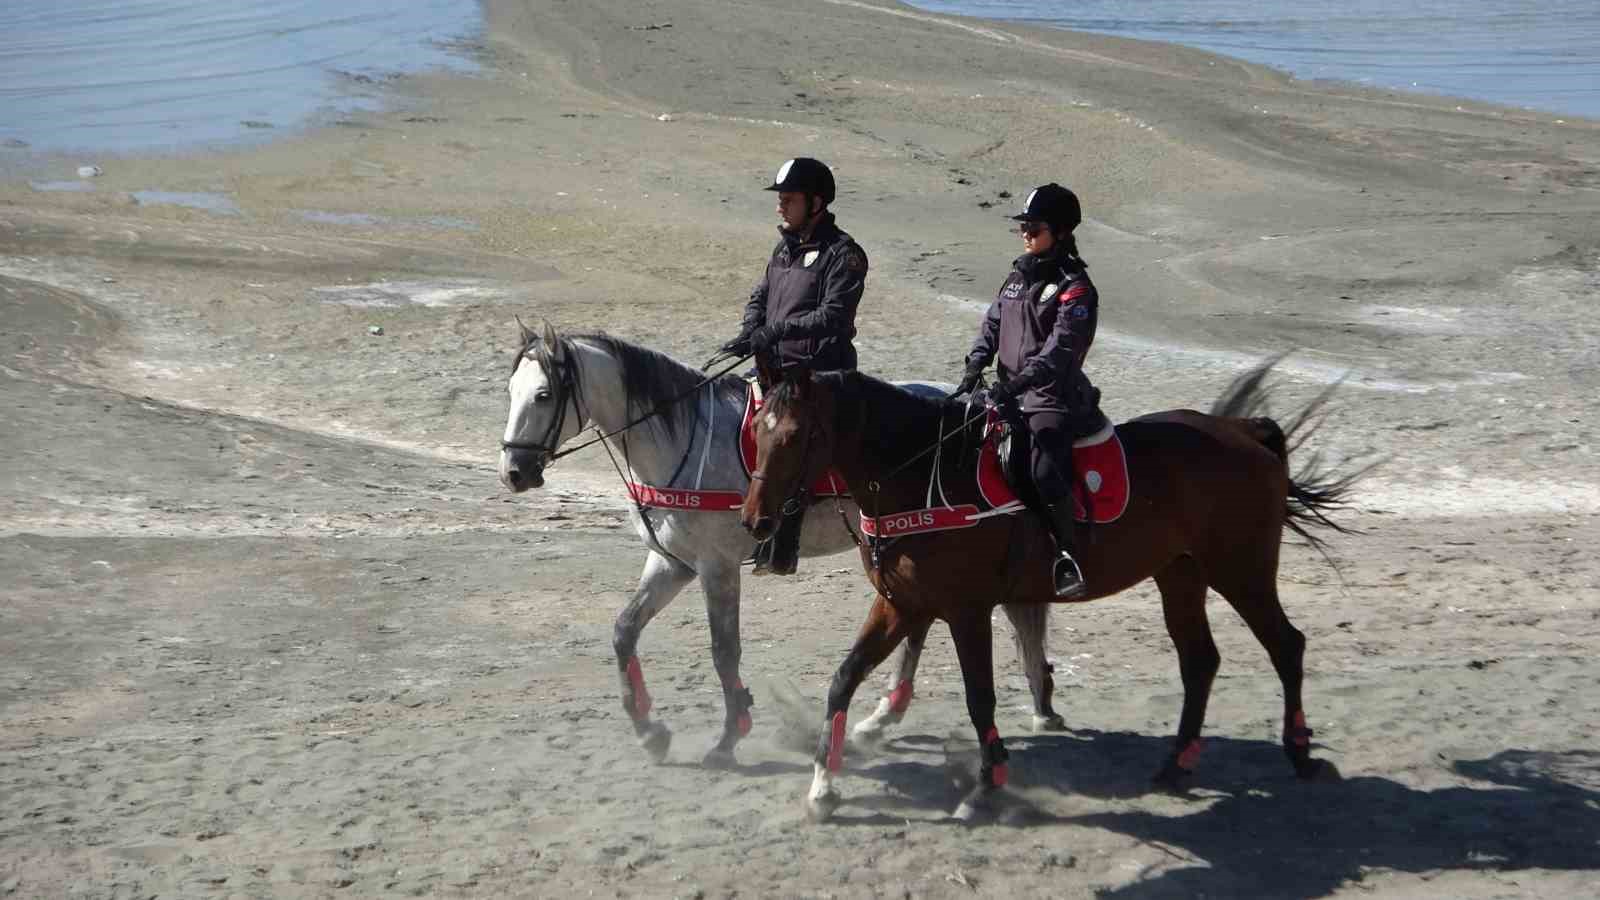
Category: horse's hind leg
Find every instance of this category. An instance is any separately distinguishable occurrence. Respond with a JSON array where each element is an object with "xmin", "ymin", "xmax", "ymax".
[
  {"xmin": 852, "ymin": 617, "xmax": 931, "ymax": 745},
  {"xmin": 699, "ymin": 559, "xmax": 754, "ymax": 769},
  {"xmin": 1001, "ymin": 601, "xmax": 1065, "ymax": 732},
  {"xmin": 807, "ymin": 594, "xmax": 916, "ymax": 822},
  {"xmin": 1152, "ymin": 556, "xmax": 1221, "ymax": 789},
  {"xmin": 613, "ymin": 551, "xmax": 696, "ymax": 764},
  {"xmin": 947, "ymin": 608, "xmax": 1012, "ymax": 822},
  {"xmin": 1211, "ymin": 568, "xmax": 1327, "ymax": 780}
]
